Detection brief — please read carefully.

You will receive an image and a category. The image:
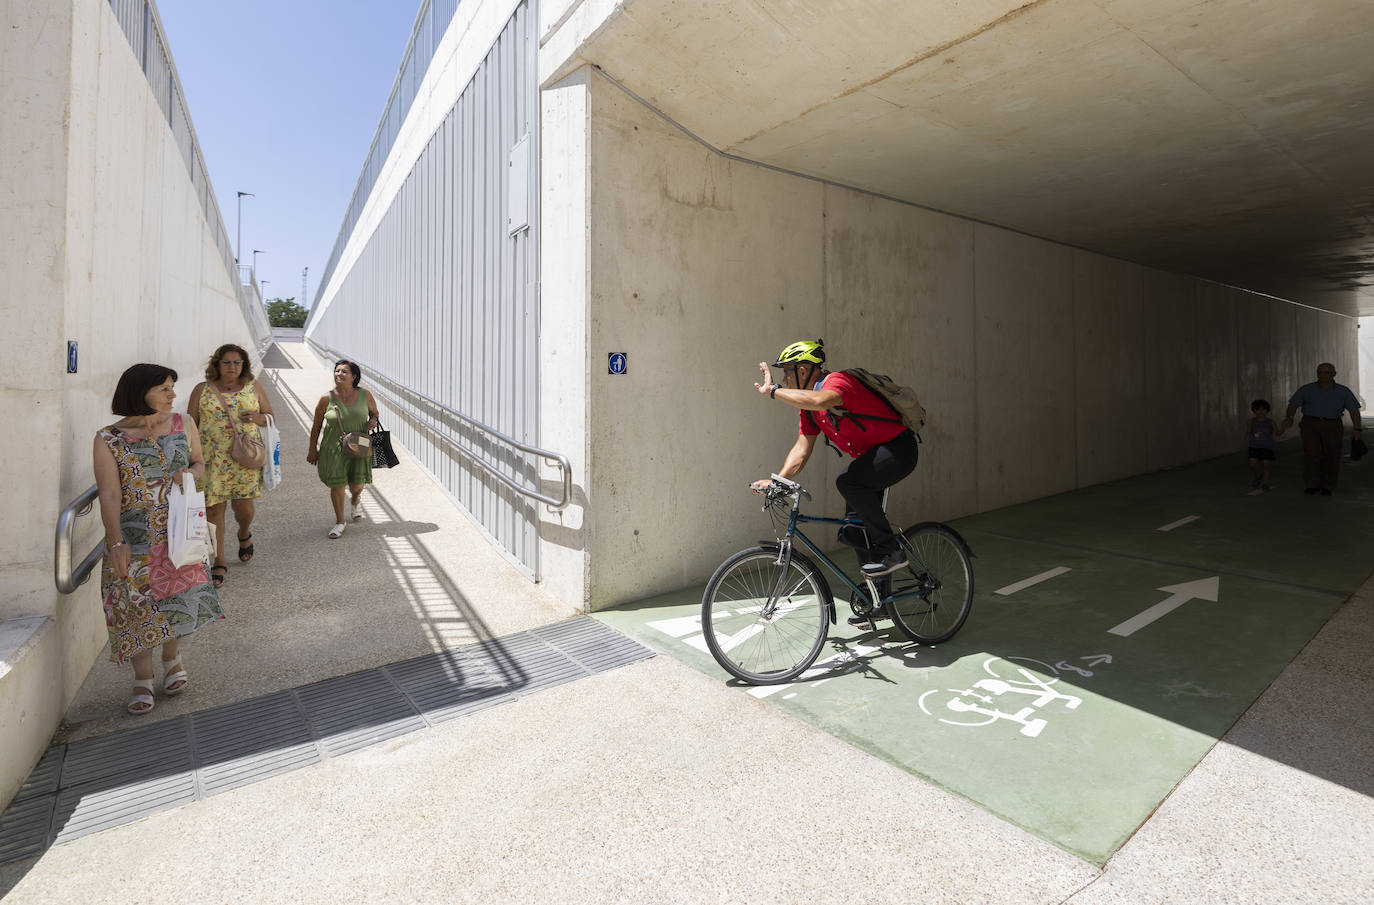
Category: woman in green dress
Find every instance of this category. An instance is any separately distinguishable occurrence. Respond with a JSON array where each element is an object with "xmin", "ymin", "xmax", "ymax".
[
  {"xmin": 94, "ymin": 363, "xmax": 224, "ymax": 714},
  {"xmin": 306, "ymin": 359, "xmax": 379, "ymax": 538}
]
